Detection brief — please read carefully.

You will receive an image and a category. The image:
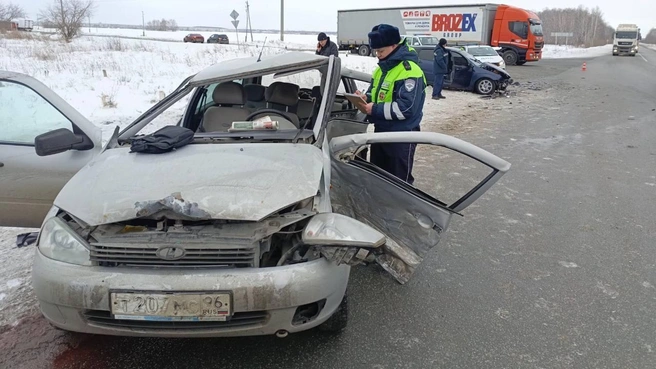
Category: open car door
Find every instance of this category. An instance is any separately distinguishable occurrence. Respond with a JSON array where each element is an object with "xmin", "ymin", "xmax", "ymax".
[
  {"xmin": 0, "ymin": 71, "xmax": 101, "ymax": 228},
  {"xmin": 329, "ymin": 132, "xmax": 511, "ymax": 284}
]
